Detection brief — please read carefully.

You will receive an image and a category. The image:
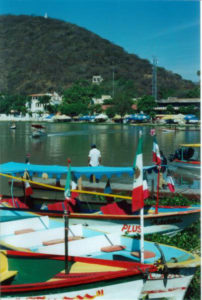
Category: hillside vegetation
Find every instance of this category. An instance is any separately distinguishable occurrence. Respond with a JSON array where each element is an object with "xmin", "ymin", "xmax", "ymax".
[{"xmin": 0, "ymin": 14, "xmax": 197, "ymax": 96}]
